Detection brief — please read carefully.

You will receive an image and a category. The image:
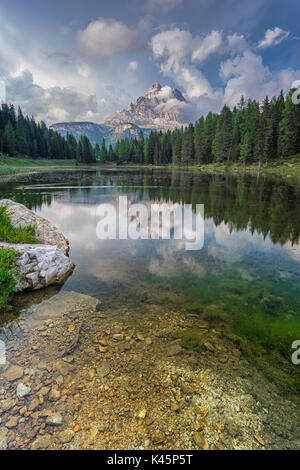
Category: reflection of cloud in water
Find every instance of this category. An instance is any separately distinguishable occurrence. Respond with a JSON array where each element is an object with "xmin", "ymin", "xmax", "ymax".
[
  {"xmin": 149, "ymin": 241, "xmax": 206, "ymax": 278},
  {"xmin": 87, "ymin": 258, "xmax": 135, "ymax": 283},
  {"xmin": 36, "ymin": 199, "xmax": 300, "ymax": 290},
  {"xmin": 38, "ymin": 200, "xmax": 115, "ymax": 266},
  {"xmin": 210, "ymin": 222, "xmax": 300, "ymax": 267},
  {"xmin": 283, "ymin": 242, "xmax": 300, "ymax": 263},
  {"xmin": 38, "ymin": 200, "xmax": 152, "ymax": 284},
  {"xmin": 210, "ymin": 222, "xmax": 278, "ymax": 261}
]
